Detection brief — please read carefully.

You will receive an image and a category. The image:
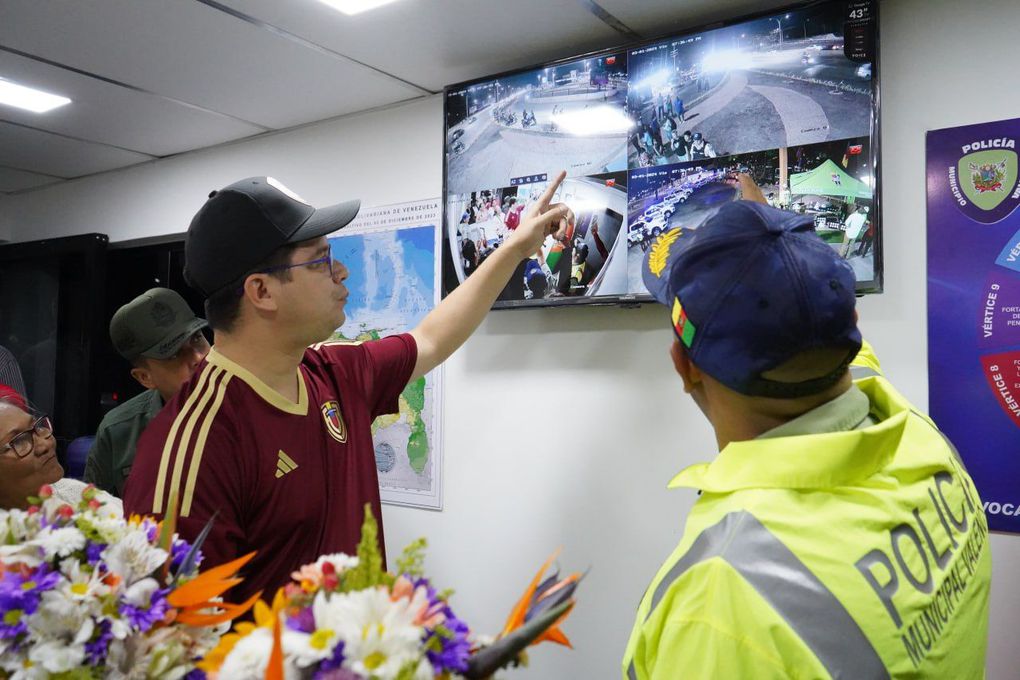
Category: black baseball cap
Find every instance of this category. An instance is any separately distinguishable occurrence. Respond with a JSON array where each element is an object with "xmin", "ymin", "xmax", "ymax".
[
  {"xmin": 642, "ymin": 201, "xmax": 861, "ymax": 398},
  {"xmin": 184, "ymin": 177, "xmax": 361, "ymax": 297}
]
